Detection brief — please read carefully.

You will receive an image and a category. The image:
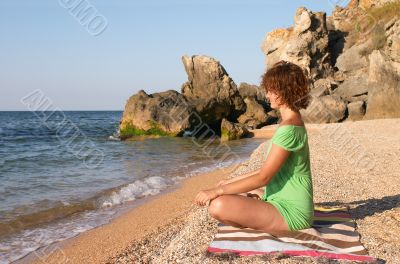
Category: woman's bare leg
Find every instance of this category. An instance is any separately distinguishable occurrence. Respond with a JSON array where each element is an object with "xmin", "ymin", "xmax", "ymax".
[
  {"xmin": 208, "ymin": 194, "xmax": 290, "ymax": 233},
  {"xmin": 220, "ymin": 219, "xmax": 245, "ymax": 228}
]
